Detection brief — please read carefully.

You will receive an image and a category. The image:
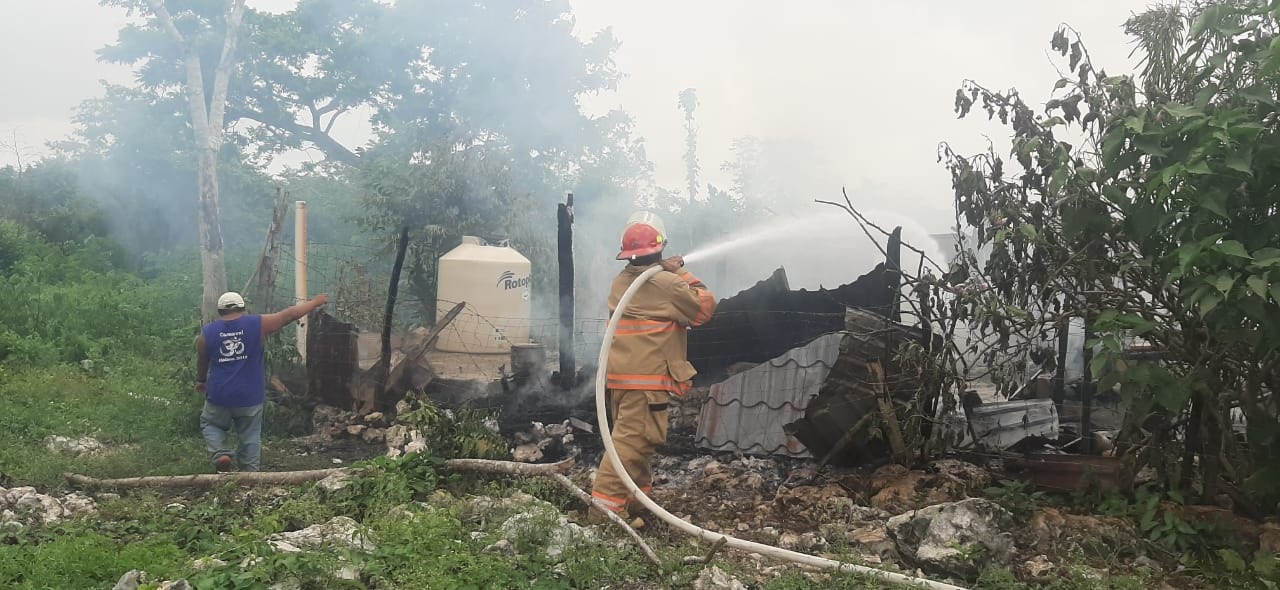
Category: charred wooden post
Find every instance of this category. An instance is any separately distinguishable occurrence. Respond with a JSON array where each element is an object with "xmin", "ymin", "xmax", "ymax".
[
  {"xmin": 557, "ymin": 193, "xmax": 575, "ymax": 389},
  {"xmin": 886, "ymin": 227, "xmax": 903, "ymax": 322},
  {"xmin": 373, "ymin": 226, "xmax": 411, "ymax": 409},
  {"xmin": 917, "ymin": 284, "xmax": 937, "ymax": 456}
]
